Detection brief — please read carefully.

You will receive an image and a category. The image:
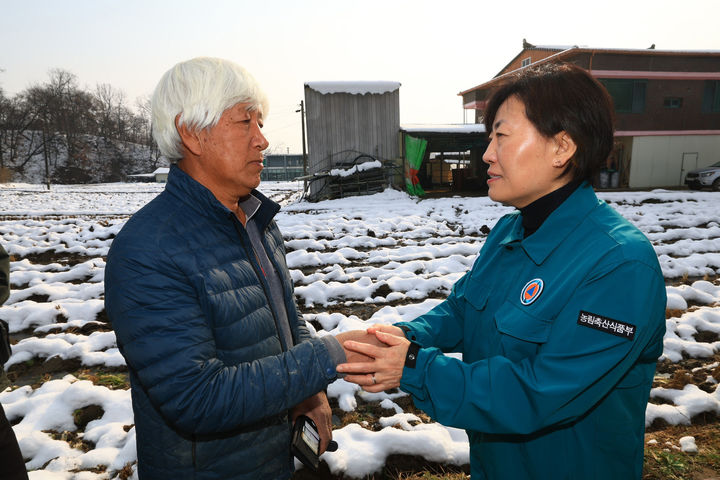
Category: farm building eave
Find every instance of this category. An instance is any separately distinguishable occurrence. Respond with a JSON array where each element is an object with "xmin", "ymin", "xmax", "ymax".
[
  {"xmin": 458, "ymin": 46, "xmax": 720, "ymax": 96},
  {"xmin": 304, "ymin": 81, "xmax": 401, "ymax": 95}
]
